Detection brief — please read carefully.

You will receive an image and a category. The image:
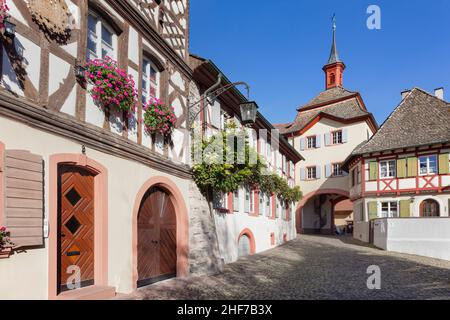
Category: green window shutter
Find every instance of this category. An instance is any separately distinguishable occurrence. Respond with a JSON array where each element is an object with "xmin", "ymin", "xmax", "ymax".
[
  {"xmin": 399, "ymin": 200, "xmax": 411, "ymax": 218},
  {"xmin": 407, "ymin": 157, "xmax": 417, "ymax": 177},
  {"xmin": 369, "ymin": 162, "xmax": 378, "ymax": 181},
  {"xmin": 438, "ymin": 153, "xmax": 449, "ymax": 174},
  {"xmin": 397, "ymin": 158, "xmax": 407, "ymax": 178},
  {"xmin": 367, "ymin": 201, "xmax": 378, "ymax": 220}
]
